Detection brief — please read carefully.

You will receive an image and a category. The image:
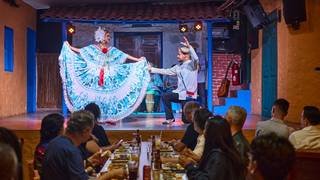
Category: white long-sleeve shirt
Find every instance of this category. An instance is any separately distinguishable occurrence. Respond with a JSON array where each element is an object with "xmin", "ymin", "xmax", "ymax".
[
  {"xmin": 151, "ymin": 46, "xmax": 198, "ymax": 100},
  {"xmin": 193, "ymin": 134, "xmax": 205, "ymax": 157},
  {"xmin": 289, "ymin": 125, "xmax": 320, "ymax": 150}
]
